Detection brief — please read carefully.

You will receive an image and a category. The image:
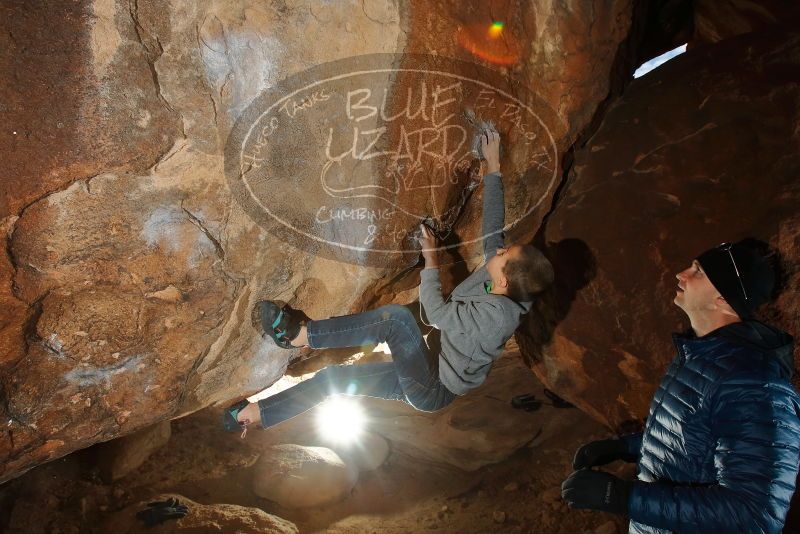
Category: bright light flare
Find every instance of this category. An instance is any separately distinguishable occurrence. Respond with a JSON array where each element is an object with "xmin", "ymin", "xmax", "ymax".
[
  {"xmin": 456, "ymin": 21, "xmax": 520, "ymax": 66},
  {"xmin": 315, "ymin": 397, "xmax": 366, "ymax": 444},
  {"xmin": 489, "ymin": 21, "xmax": 504, "ymax": 38}
]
